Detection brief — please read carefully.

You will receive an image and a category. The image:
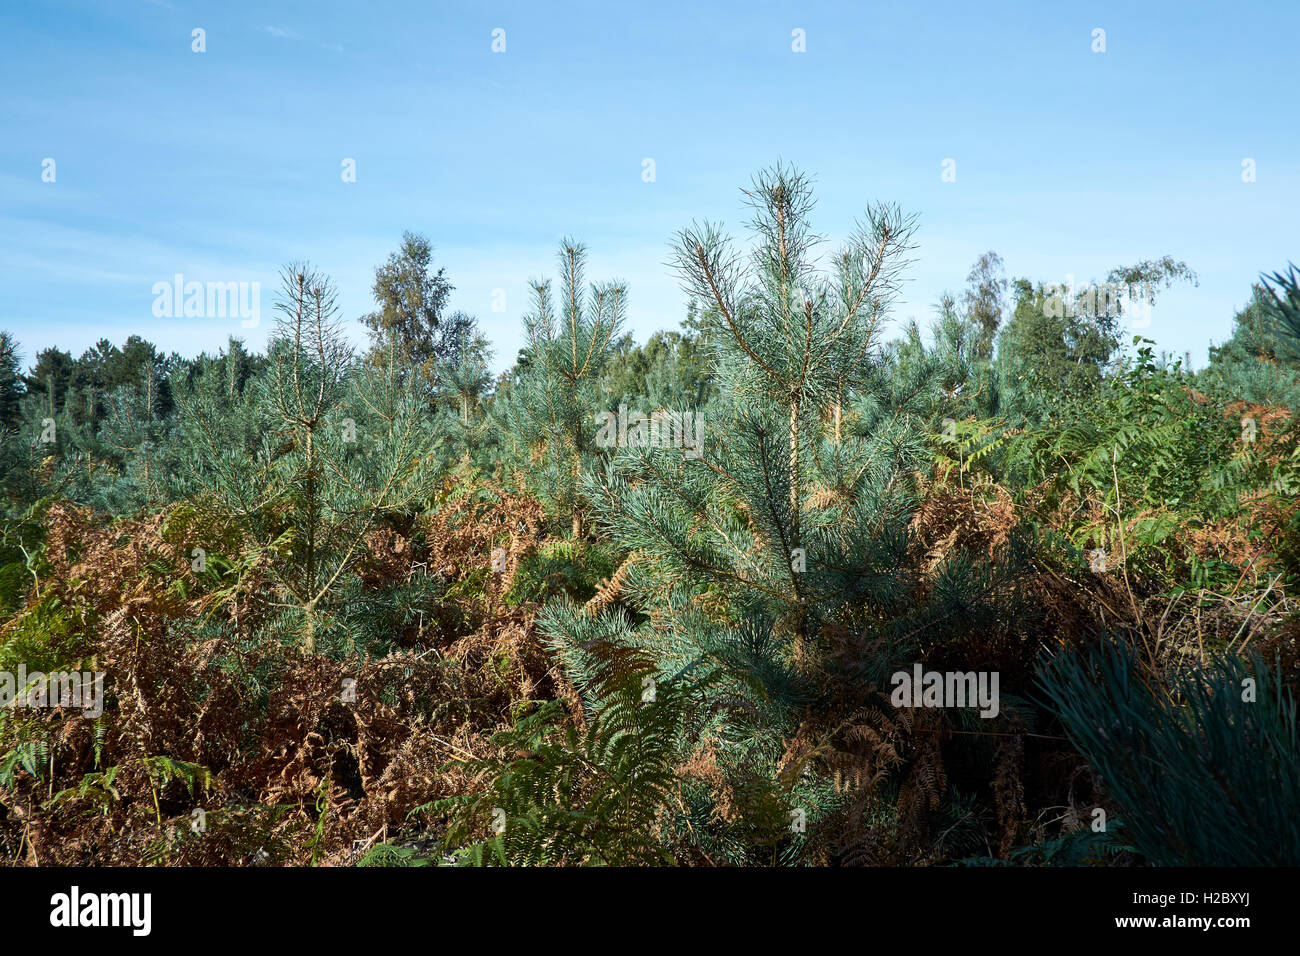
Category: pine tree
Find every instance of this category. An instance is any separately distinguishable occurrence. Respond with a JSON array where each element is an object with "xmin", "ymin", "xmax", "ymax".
[
  {"xmin": 0, "ymin": 332, "xmax": 23, "ymax": 433},
  {"xmin": 658, "ymin": 161, "xmax": 919, "ymax": 637},
  {"xmin": 87, "ymin": 362, "xmax": 176, "ymax": 512},
  {"xmin": 183, "ymin": 263, "xmax": 441, "ymax": 652},
  {"xmin": 540, "ymin": 165, "xmax": 1019, "ymax": 863},
  {"xmin": 1038, "ymin": 639, "xmax": 1300, "ymax": 865},
  {"xmin": 506, "ymin": 239, "xmax": 625, "ymax": 537},
  {"xmin": 438, "ymin": 329, "xmax": 493, "ymax": 426},
  {"xmin": 1262, "ymin": 262, "xmax": 1300, "ymax": 361}
]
